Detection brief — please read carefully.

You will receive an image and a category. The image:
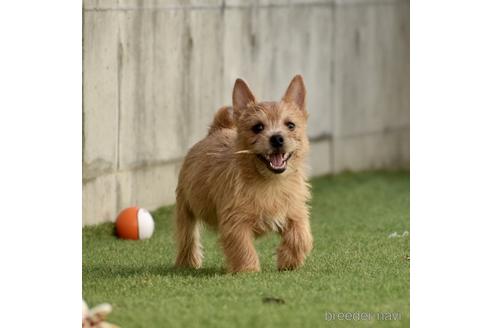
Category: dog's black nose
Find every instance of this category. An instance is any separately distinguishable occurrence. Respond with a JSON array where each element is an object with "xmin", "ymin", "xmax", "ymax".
[{"xmin": 270, "ymin": 134, "xmax": 284, "ymax": 148}]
